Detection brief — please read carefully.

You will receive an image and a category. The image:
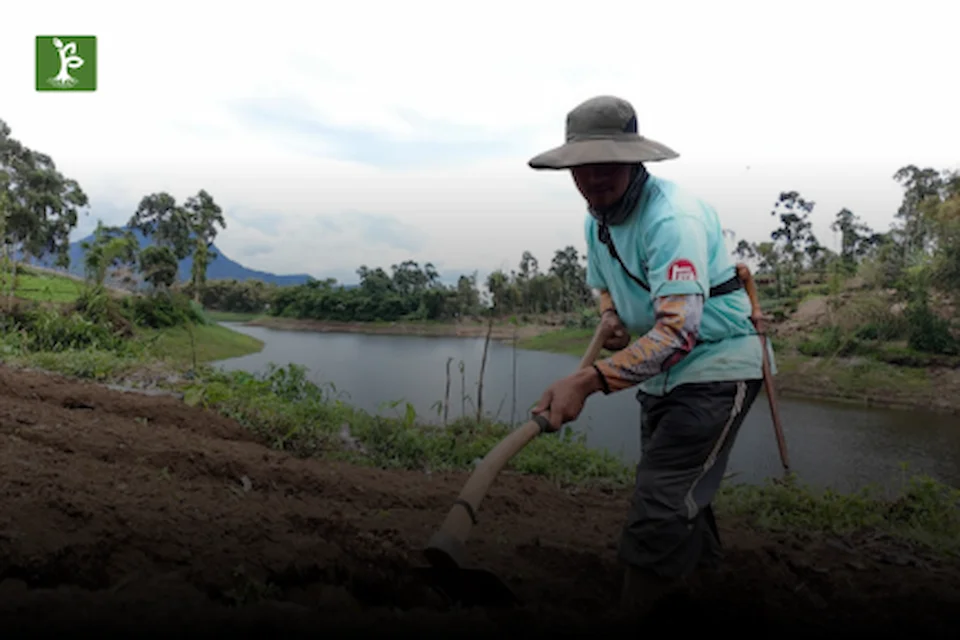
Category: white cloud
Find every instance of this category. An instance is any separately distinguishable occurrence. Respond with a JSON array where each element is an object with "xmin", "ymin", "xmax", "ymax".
[{"xmin": 2, "ymin": 0, "xmax": 958, "ymax": 284}]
